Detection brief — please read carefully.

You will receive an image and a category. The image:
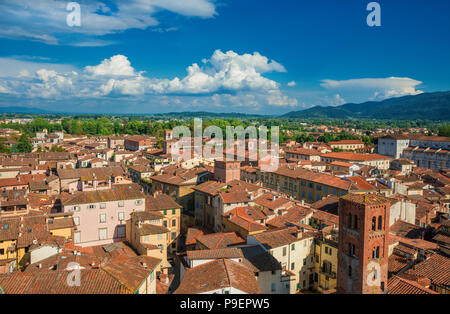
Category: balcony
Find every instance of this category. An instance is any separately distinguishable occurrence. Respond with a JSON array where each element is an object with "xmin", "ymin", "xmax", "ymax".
[{"xmin": 320, "ymin": 269, "xmax": 337, "ymax": 279}]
